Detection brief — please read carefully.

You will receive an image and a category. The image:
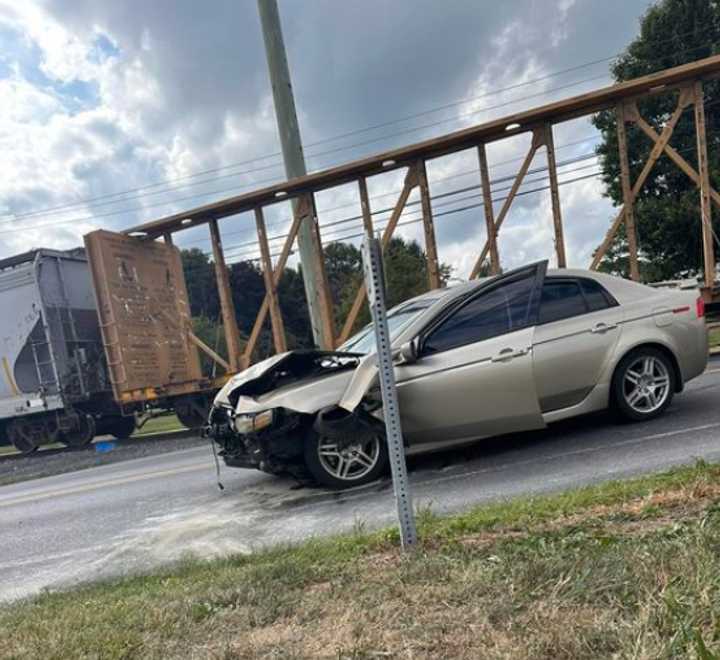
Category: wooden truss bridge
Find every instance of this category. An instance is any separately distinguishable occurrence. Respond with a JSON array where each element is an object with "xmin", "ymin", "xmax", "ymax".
[{"xmin": 125, "ymin": 55, "xmax": 720, "ymax": 370}]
